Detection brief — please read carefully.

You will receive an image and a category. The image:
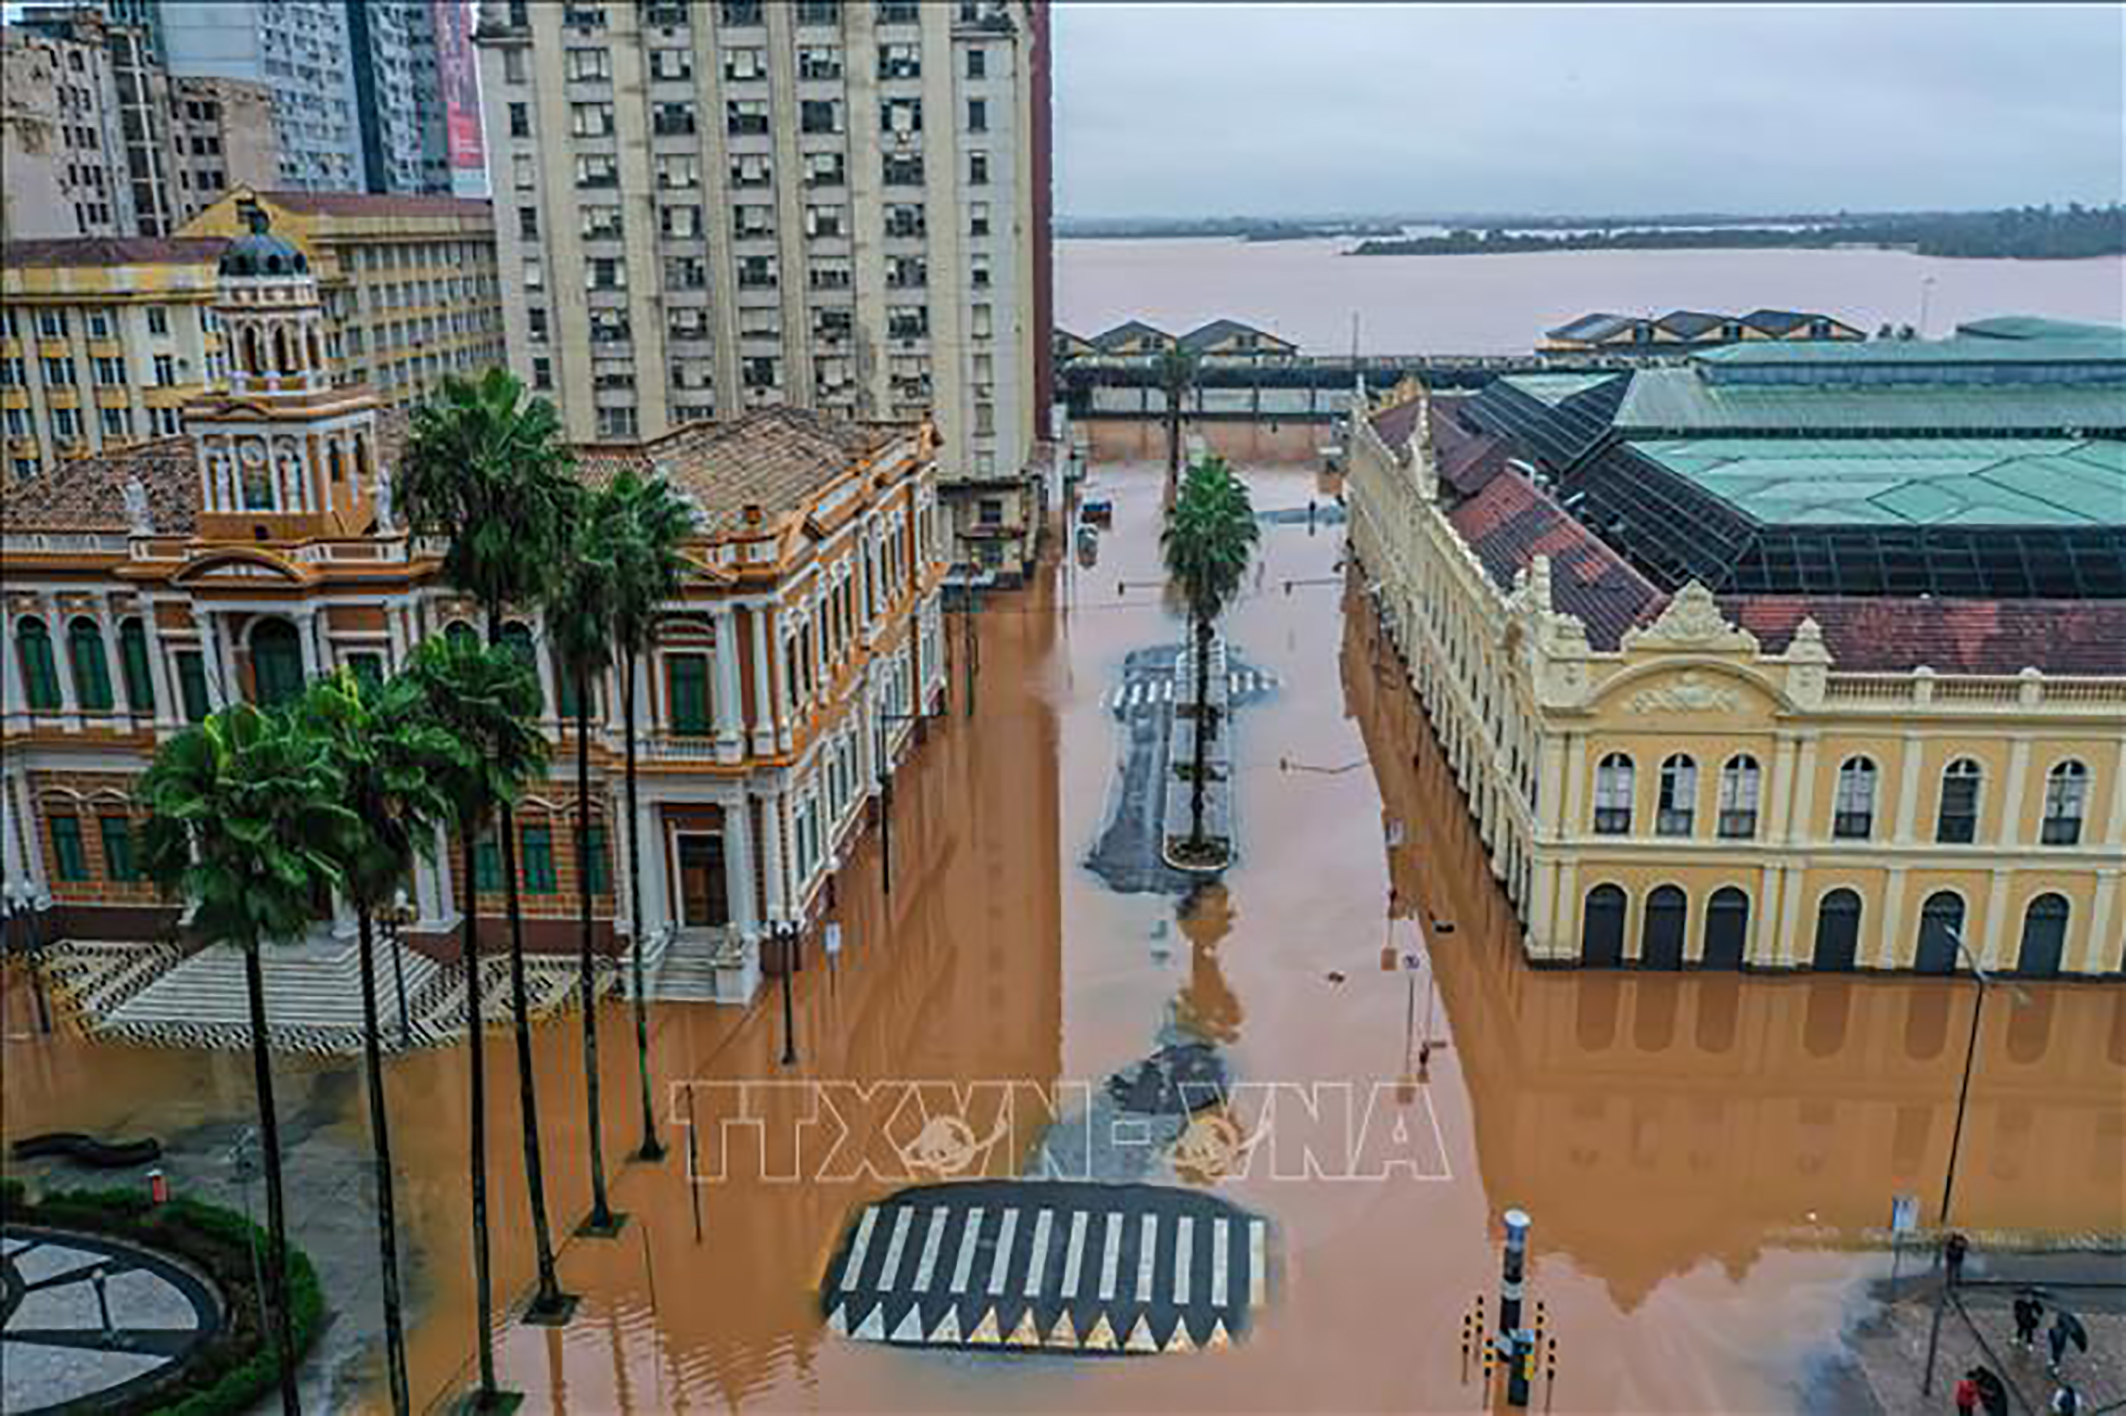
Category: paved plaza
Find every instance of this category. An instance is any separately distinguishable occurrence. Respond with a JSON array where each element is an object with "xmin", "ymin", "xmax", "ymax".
[{"xmin": 1, "ymin": 1228, "xmax": 219, "ymax": 1413}]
